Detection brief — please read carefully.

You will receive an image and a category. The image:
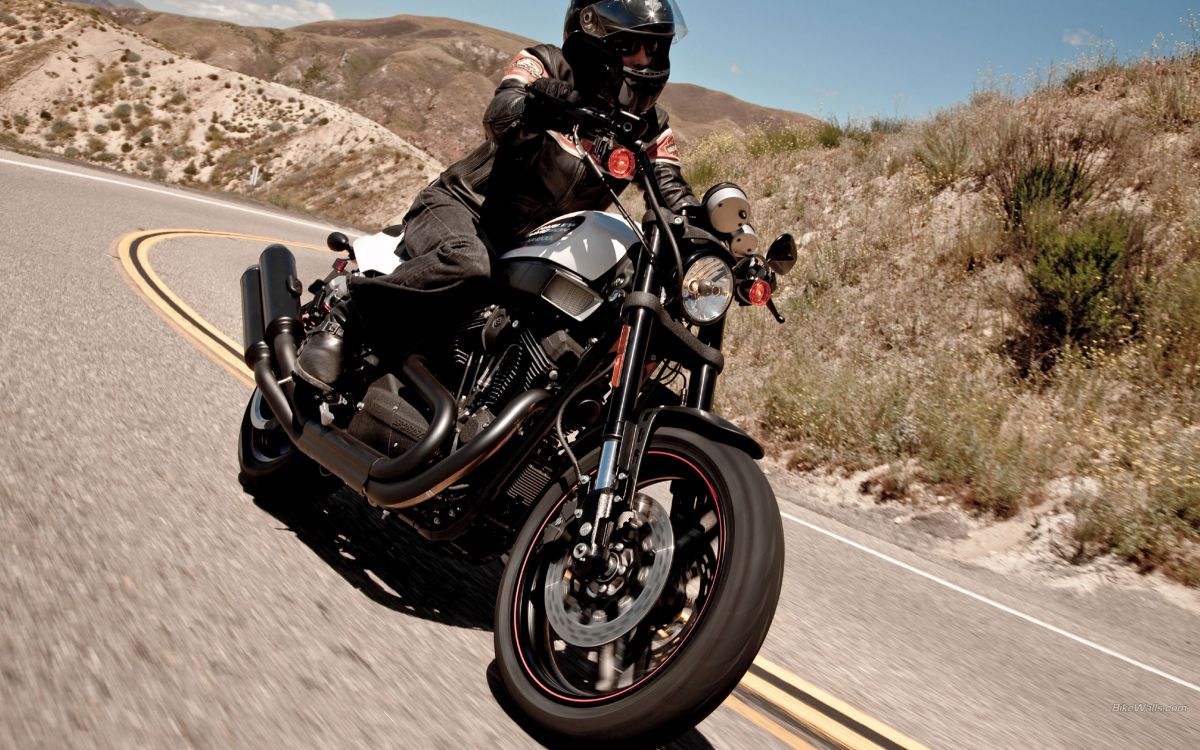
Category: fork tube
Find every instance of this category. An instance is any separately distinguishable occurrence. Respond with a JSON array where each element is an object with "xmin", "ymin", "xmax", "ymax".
[
  {"xmin": 686, "ymin": 320, "xmax": 725, "ymax": 411},
  {"xmin": 594, "ymin": 236, "xmax": 659, "ymax": 492}
]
